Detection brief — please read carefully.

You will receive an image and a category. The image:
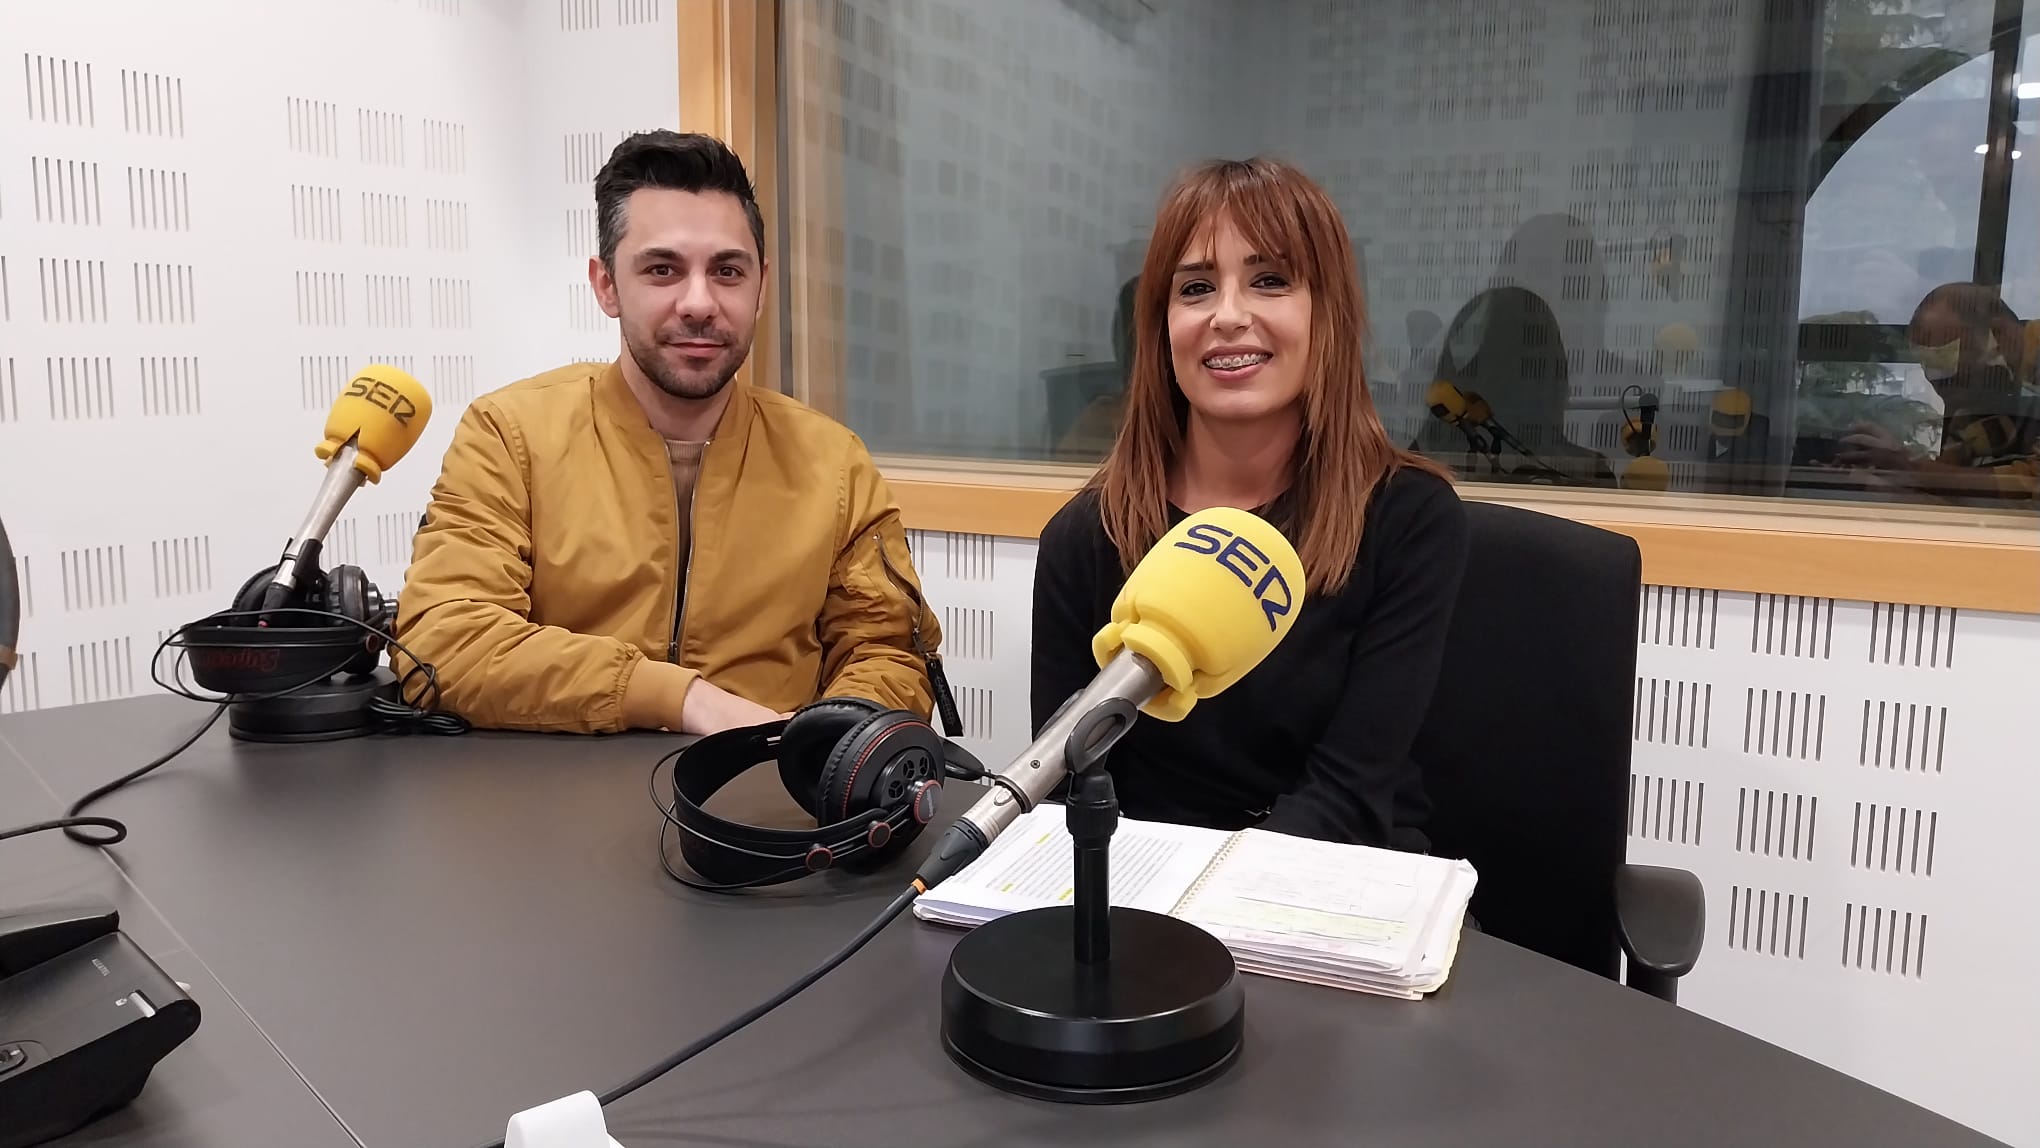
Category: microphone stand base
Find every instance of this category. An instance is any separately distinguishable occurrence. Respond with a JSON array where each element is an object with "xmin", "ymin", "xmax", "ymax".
[
  {"xmin": 940, "ymin": 905, "xmax": 1243, "ymax": 1104},
  {"xmin": 226, "ymin": 669, "xmax": 397, "ymax": 743}
]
